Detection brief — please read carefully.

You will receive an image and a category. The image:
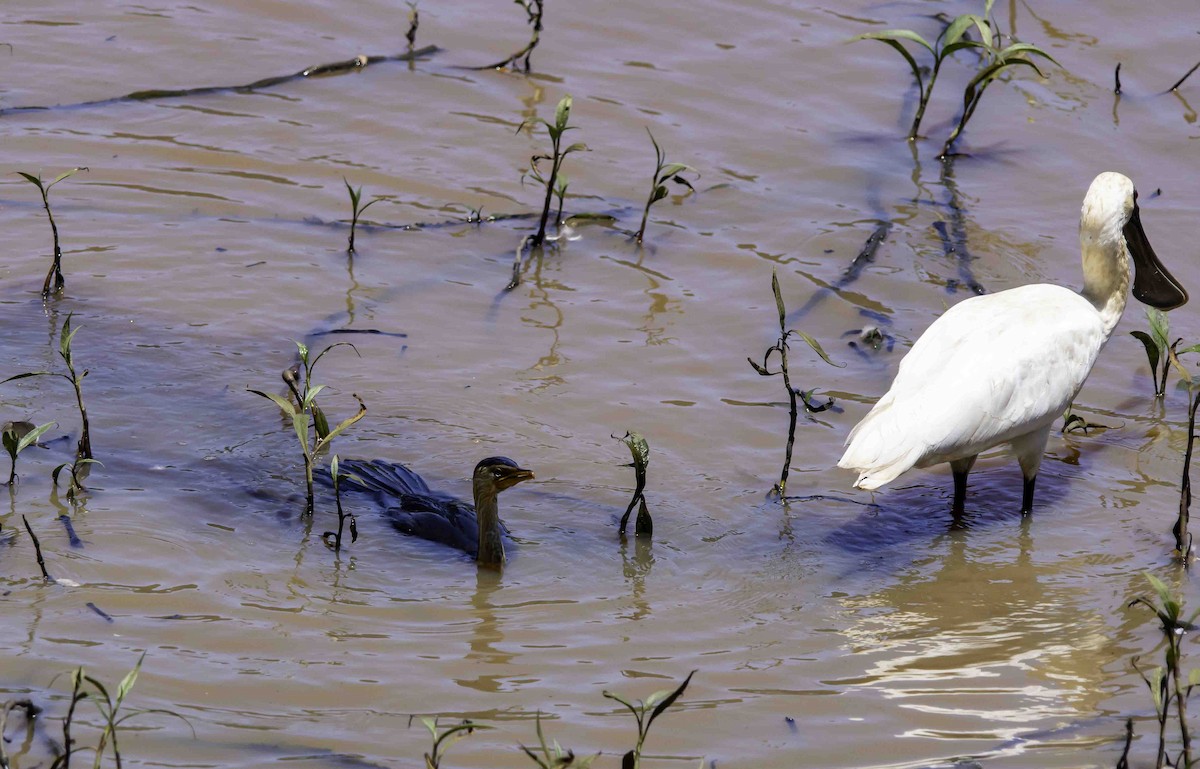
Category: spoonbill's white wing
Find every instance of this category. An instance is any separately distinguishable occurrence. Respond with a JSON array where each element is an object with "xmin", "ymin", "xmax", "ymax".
[{"xmin": 839, "ymin": 283, "xmax": 1106, "ymax": 490}]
